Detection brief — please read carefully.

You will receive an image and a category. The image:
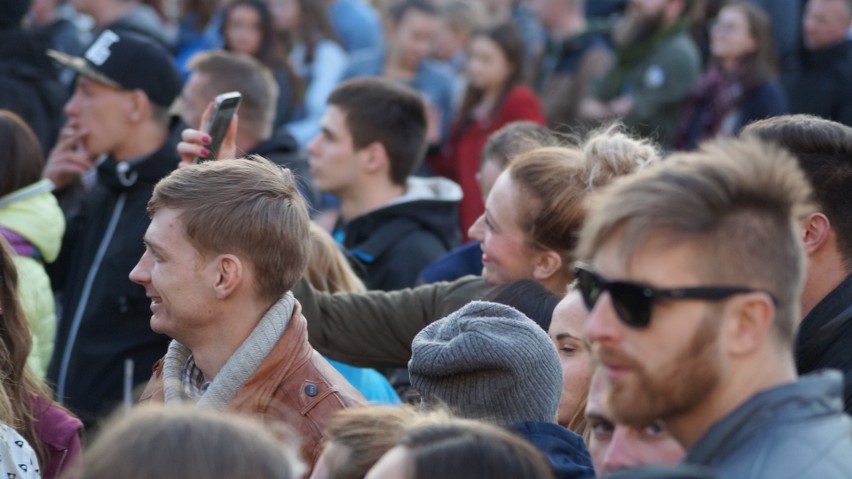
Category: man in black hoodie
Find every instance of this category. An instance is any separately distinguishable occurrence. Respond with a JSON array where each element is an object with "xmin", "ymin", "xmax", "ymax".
[
  {"xmin": 307, "ymin": 78, "xmax": 462, "ymax": 291},
  {"xmin": 180, "ymin": 50, "xmax": 318, "ymax": 208},
  {"xmin": 743, "ymin": 114, "xmax": 852, "ymax": 413},
  {"xmin": 44, "ymin": 29, "xmax": 183, "ymax": 427}
]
